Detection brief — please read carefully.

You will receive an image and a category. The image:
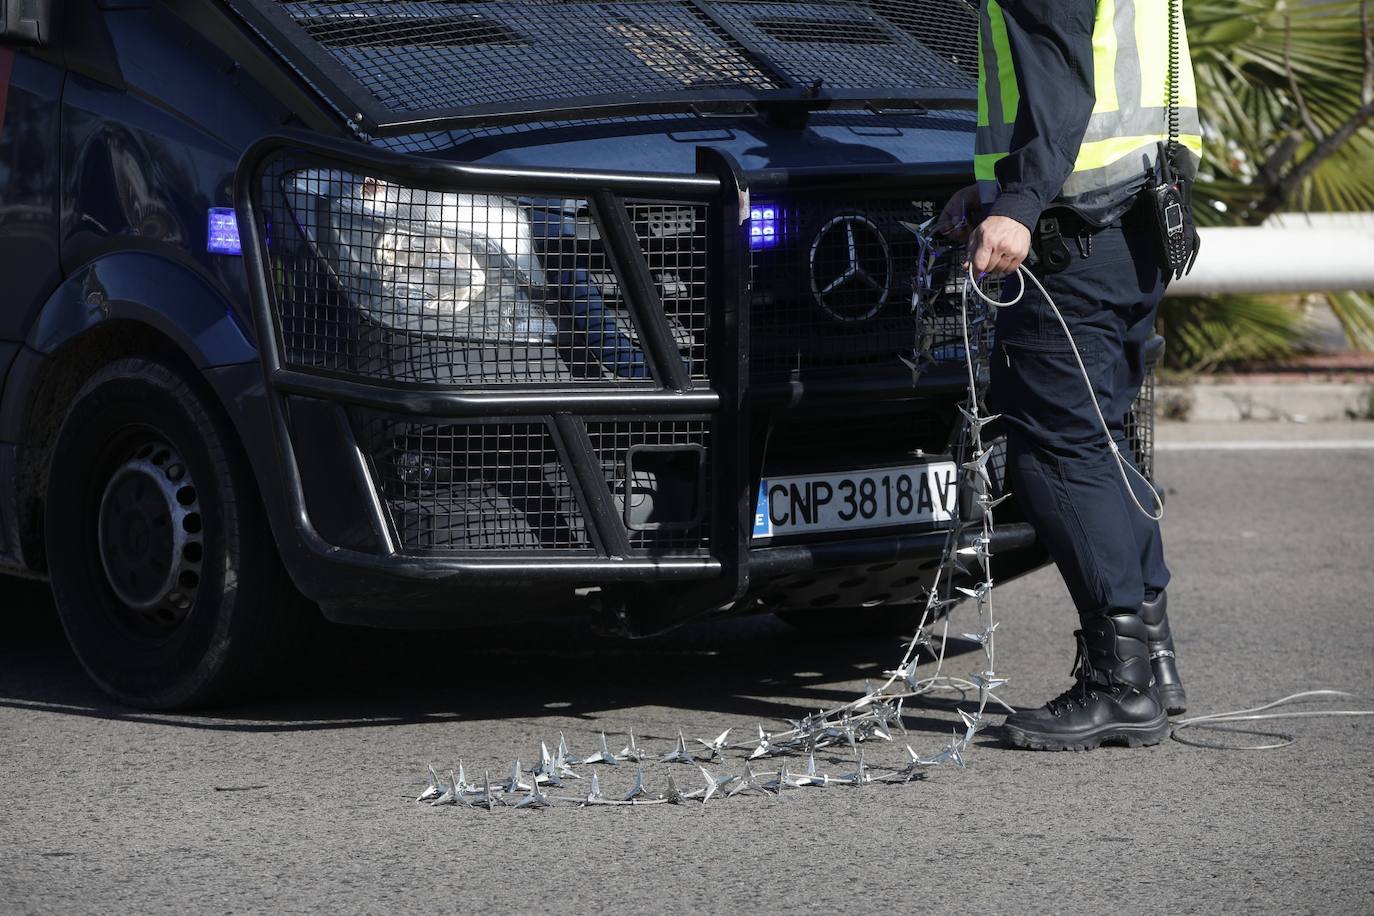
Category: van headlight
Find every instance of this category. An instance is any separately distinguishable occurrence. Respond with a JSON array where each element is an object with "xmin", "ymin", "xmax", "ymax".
[{"xmin": 283, "ymin": 170, "xmax": 558, "ymax": 343}]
